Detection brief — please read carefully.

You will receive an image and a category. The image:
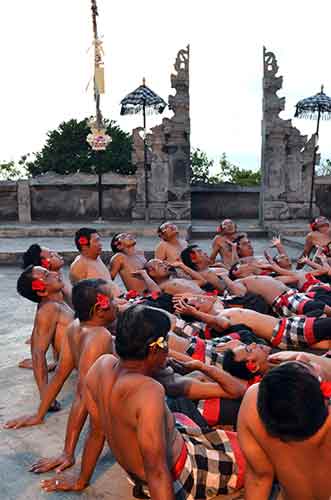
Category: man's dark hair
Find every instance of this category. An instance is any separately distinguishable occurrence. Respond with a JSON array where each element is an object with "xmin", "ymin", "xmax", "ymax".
[
  {"xmin": 228, "ymin": 263, "xmax": 240, "ymax": 281},
  {"xmin": 74, "ymin": 228, "xmax": 98, "ymax": 251},
  {"xmin": 110, "ymin": 233, "xmax": 121, "ymax": 254},
  {"xmin": 72, "ymin": 278, "xmax": 108, "ymax": 321},
  {"xmin": 17, "ymin": 265, "xmax": 41, "ymax": 303},
  {"xmin": 181, "ymin": 244, "xmax": 199, "ymax": 270},
  {"xmin": 222, "ymin": 349, "xmax": 255, "ymax": 381},
  {"xmin": 257, "ymin": 362, "xmax": 328, "ymax": 442},
  {"xmin": 157, "ymin": 221, "xmax": 168, "ymax": 236},
  {"xmin": 115, "ymin": 304, "xmax": 171, "ymax": 360},
  {"xmin": 22, "ymin": 244, "xmax": 42, "ymax": 269}
]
